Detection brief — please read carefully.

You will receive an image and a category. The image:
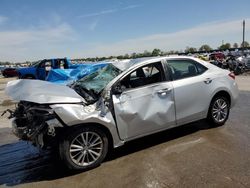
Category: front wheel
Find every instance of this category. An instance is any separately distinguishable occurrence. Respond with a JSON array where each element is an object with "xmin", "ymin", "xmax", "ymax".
[
  {"xmin": 207, "ymin": 96, "xmax": 230, "ymax": 126},
  {"xmin": 59, "ymin": 126, "xmax": 109, "ymax": 171}
]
